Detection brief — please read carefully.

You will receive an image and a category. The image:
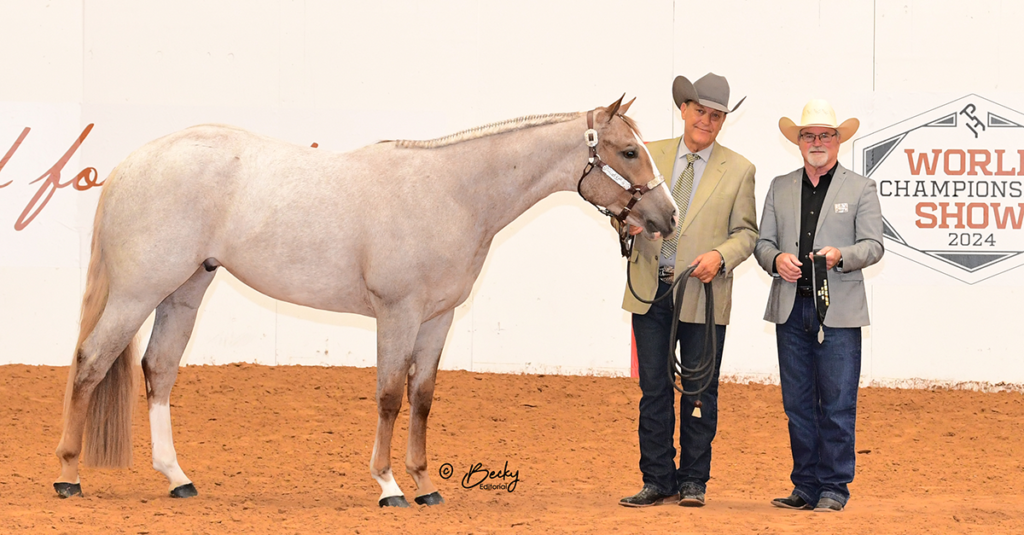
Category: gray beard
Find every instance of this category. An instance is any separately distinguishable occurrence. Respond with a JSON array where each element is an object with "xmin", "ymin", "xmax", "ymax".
[{"xmin": 807, "ymin": 152, "xmax": 829, "ymax": 168}]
